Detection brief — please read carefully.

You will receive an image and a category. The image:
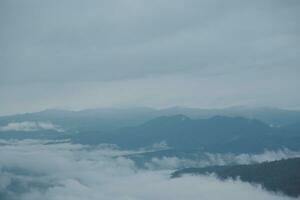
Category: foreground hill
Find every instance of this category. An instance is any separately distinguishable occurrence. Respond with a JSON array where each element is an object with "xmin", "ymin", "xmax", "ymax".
[{"xmin": 172, "ymin": 157, "xmax": 300, "ymax": 197}]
